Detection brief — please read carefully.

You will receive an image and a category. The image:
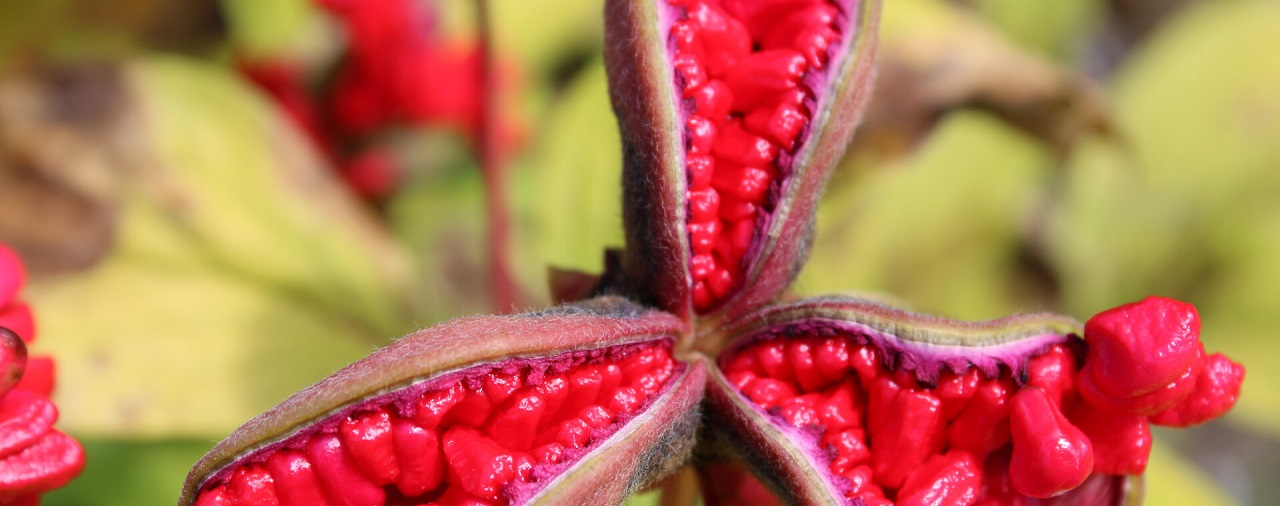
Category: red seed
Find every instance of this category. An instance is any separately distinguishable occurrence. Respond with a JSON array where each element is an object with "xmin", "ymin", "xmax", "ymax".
[
  {"xmin": 935, "ymin": 367, "xmax": 981, "ymax": 421},
  {"xmin": 687, "ymin": 115, "xmax": 717, "ymax": 155},
  {"xmin": 870, "ymin": 388, "xmax": 946, "ymax": 489},
  {"xmin": 726, "ymin": 219, "xmax": 756, "ymax": 263},
  {"xmin": 723, "ymin": 50, "xmax": 808, "ymax": 111},
  {"xmin": 947, "ymin": 377, "xmax": 1013, "ymax": 459},
  {"xmin": 484, "ymin": 370, "xmax": 523, "ymax": 406},
  {"xmin": 849, "ymin": 344, "xmax": 881, "ymax": 385},
  {"xmin": 689, "ymin": 220, "xmax": 722, "ymax": 255},
  {"xmin": 755, "ymin": 340, "xmax": 794, "ymax": 384},
  {"xmin": 760, "ymin": 4, "xmax": 838, "ymax": 50},
  {"xmin": 533, "ymin": 375, "xmax": 570, "ymax": 430},
  {"xmin": 838, "ymin": 464, "xmax": 882, "ymax": 498},
  {"xmin": 533, "ymin": 442, "xmax": 564, "ymax": 464},
  {"xmin": 339, "ymin": 409, "xmax": 400, "ymax": 485},
  {"xmin": 608, "ymin": 386, "xmax": 643, "ymax": 414},
  {"xmin": 787, "ymin": 340, "xmax": 826, "ymax": 392},
  {"xmin": 194, "ymin": 486, "xmax": 231, "ymax": 506},
  {"xmin": 555, "ymin": 418, "xmax": 592, "ymax": 448},
  {"xmin": 228, "ymin": 465, "xmax": 280, "ymax": 506},
  {"xmin": 13, "ymin": 356, "xmax": 53, "ymax": 397},
  {"xmin": 443, "ymin": 427, "xmax": 521, "ymax": 502},
  {"xmin": 706, "ymin": 266, "xmax": 737, "ymax": 299},
  {"xmin": 822, "ymin": 428, "xmax": 870, "ymax": 469},
  {"xmin": 718, "ymin": 196, "xmax": 757, "ymax": 222},
  {"xmin": 693, "ymin": 282, "xmax": 712, "ymax": 310},
  {"xmin": 580, "ymin": 405, "xmax": 615, "ymax": 429},
  {"xmin": 813, "ymin": 338, "xmax": 851, "ymax": 385},
  {"xmin": 743, "ymin": 100, "xmax": 808, "ymax": 149},
  {"xmin": 446, "ymin": 386, "xmax": 496, "ymax": 428},
  {"xmin": 690, "ymin": 80, "xmax": 734, "ymax": 121},
  {"xmin": 266, "ymin": 451, "xmax": 333, "ymax": 506},
  {"xmin": 674, "ymin": 56, "xmax": 708, "ymax": 93},
  {"xmin": 434, "ymin": 486, "xmax": 498, "ymax": 506},
  {"xmin": 787, "ymin": 26, "xmax": 840, "ymax": 70},
  {"xmin": 897, "ymin": 451, "xmax": 983, "ymax": 506},
  {"xmin": 685, "ymin": 2, "xmax": 752, "ymax": 77},
  {"xmin": 1027, "ymin": 344, "xmax": 1078, "ymax": 410},
  {"xmin": 0, "ymin": 303, "xmax": 34, "ymax": 344},
  {"xmin": 306, "ymin": 434, "xmax": 386, "ymax": 506},
  {"xmin": 688, "ymin": 189, "xmax": 721, "ymax": 222},
  {"xmin": 816, "ymin": 379, "xmax": 863, "ymax": 432},
  {"xmin": 0, "ymin": 390, "xmax": 57, "ymax": 458},
  {"xmin": 780, "ymin": 394, "xmax": 823, "ymax": 427},
  {"xmin": 742, "ymin": 377, "xmax": 798, "ymax": 409},
  {"xmin": 865, "ymin": 375, "xmax": 900, "ymax": 437},
  {"xmin": 1150, "ymin": 353, "xmax": 1245, "ymax": 428},
  {"xmin": 1009, "ymin": 386, "xmax": 1094, "ymax": 498},
  {"xmin": 1079, "ymin": 358, "xmax": 1198, "ymax": 416},
  {"xmin": 391, "ymin": 418, "xmax": 444, "ymax": 497},
  {"xmin": 559, "ymin": 365, "xmax": 604, "ymax": 419},
  {"xmin": 669, "ymin": 21, "xmax": 706, "ymax": 62},
  {"xmin": 1069, "ymin": 401, "xmax": 1151, "ymax": 475},
  {"xmin": 712, "ymin": 121, "xmax": 780, "ymax": 168},
  {"xmin": 688, "ymin": 155, "xmax": 715, "ymax": 190},
  {"xmin": 1081, "ymin": 297, "xmax": 1204, "ymax": 403},
  {"xmin": 720, "ymin": 0, "xmax": 823, "ymax": 39},
  {"xmin": 597, "ymin": 363, "xmax": 624, "ymax": 402},
  {"xmin": 416, "ymin": 383, "xmax": 466, "ymax": 429},
  {"xmin": 485, "ymin": 390, "xmax": 546, "ymax": 451}
]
